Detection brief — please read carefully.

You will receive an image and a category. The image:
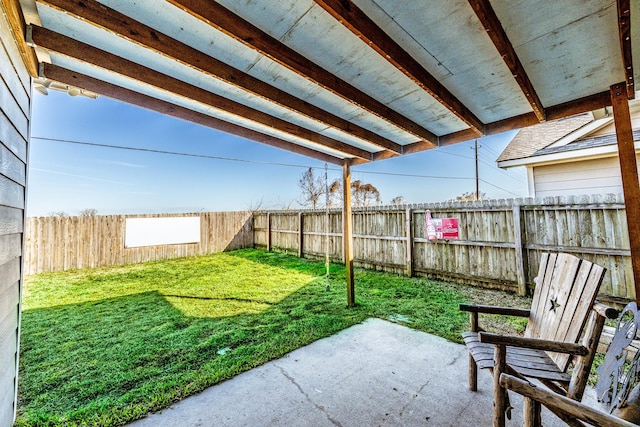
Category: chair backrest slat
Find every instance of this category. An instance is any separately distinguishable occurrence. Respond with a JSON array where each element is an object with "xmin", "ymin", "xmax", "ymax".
[{"xmin": 525, "ymin": 253, "xmax": 606, "ymax": 370}]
